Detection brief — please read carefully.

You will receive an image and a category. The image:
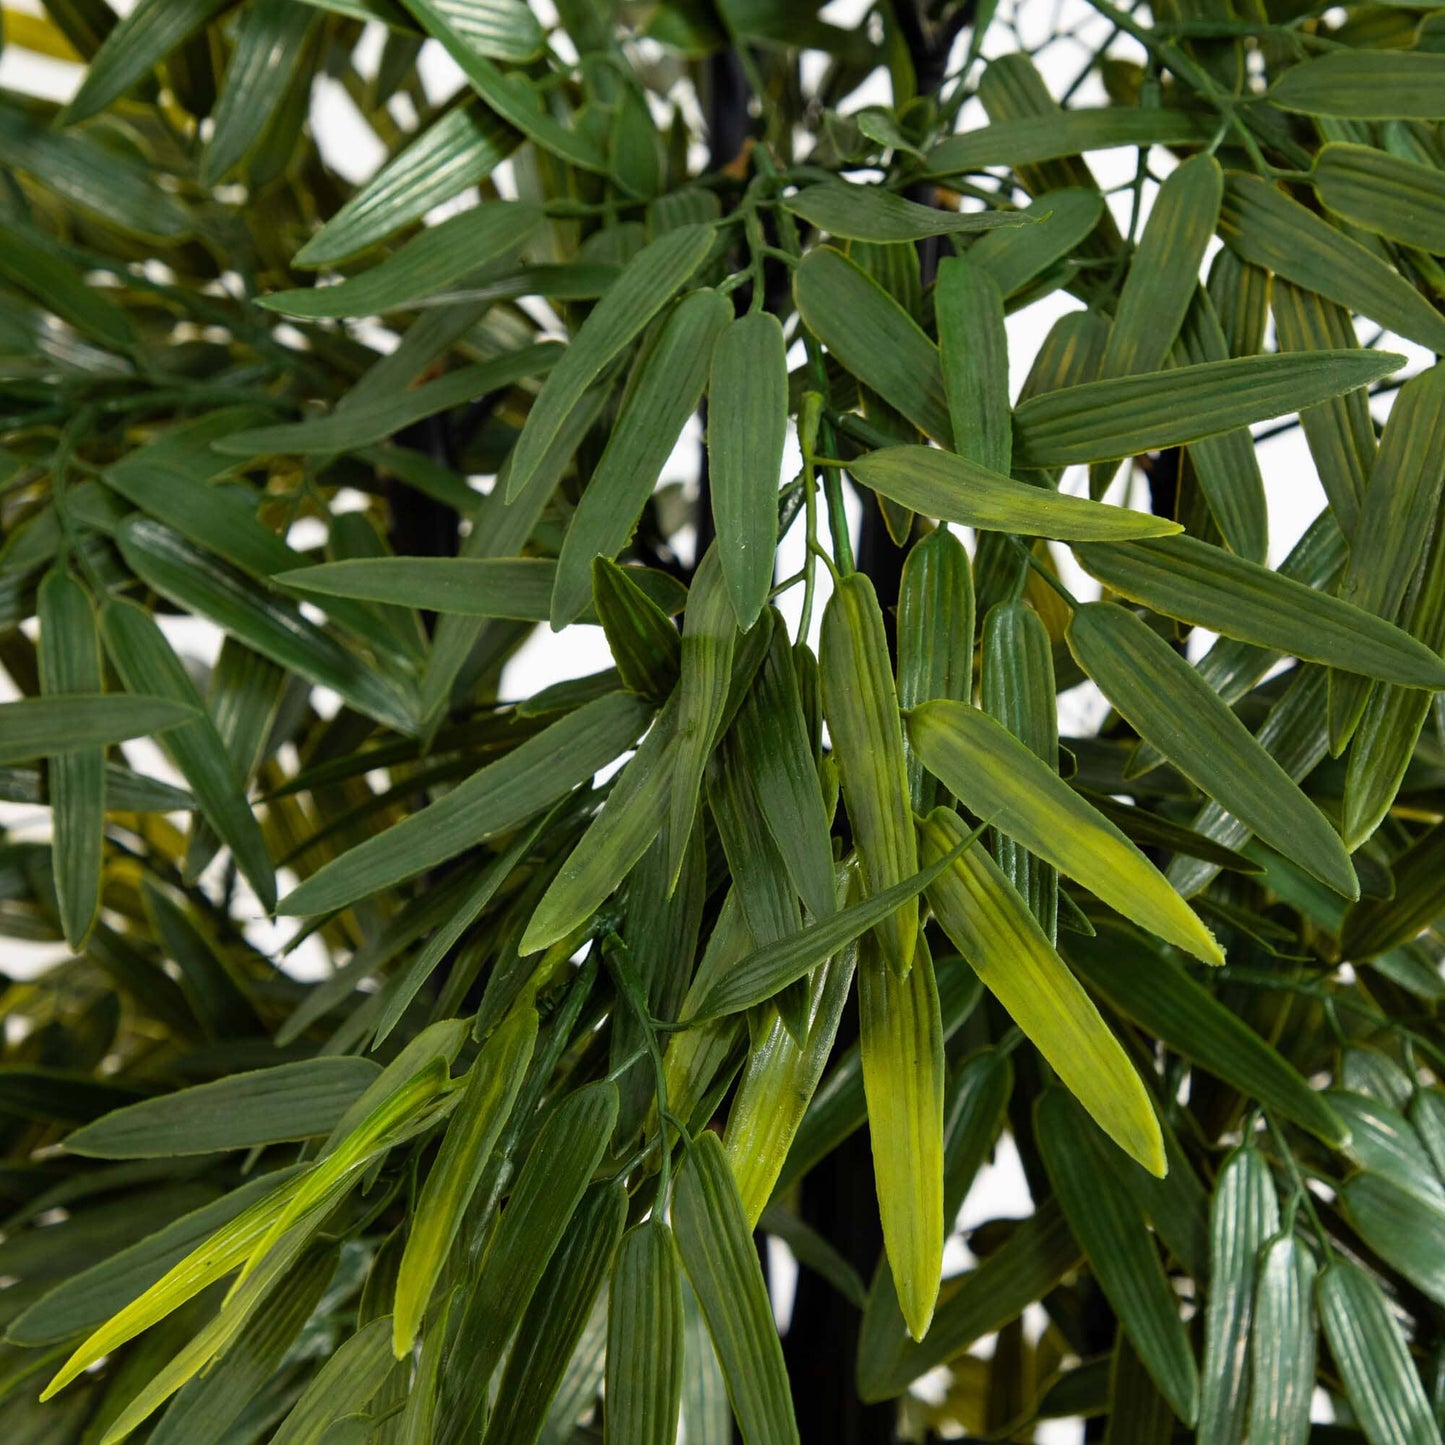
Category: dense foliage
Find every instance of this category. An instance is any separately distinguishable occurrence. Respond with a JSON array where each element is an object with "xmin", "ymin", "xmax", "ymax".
[{"xmin": 1, "ymin": 0, "xmax": 1445, "ymax": 1438}]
